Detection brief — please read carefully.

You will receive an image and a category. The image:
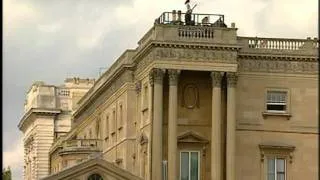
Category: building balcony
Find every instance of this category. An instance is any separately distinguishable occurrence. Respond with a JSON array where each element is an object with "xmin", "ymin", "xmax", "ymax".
[{"xmin": 58, "ymin": 139, "xmax": 102, "ymax": 155}]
